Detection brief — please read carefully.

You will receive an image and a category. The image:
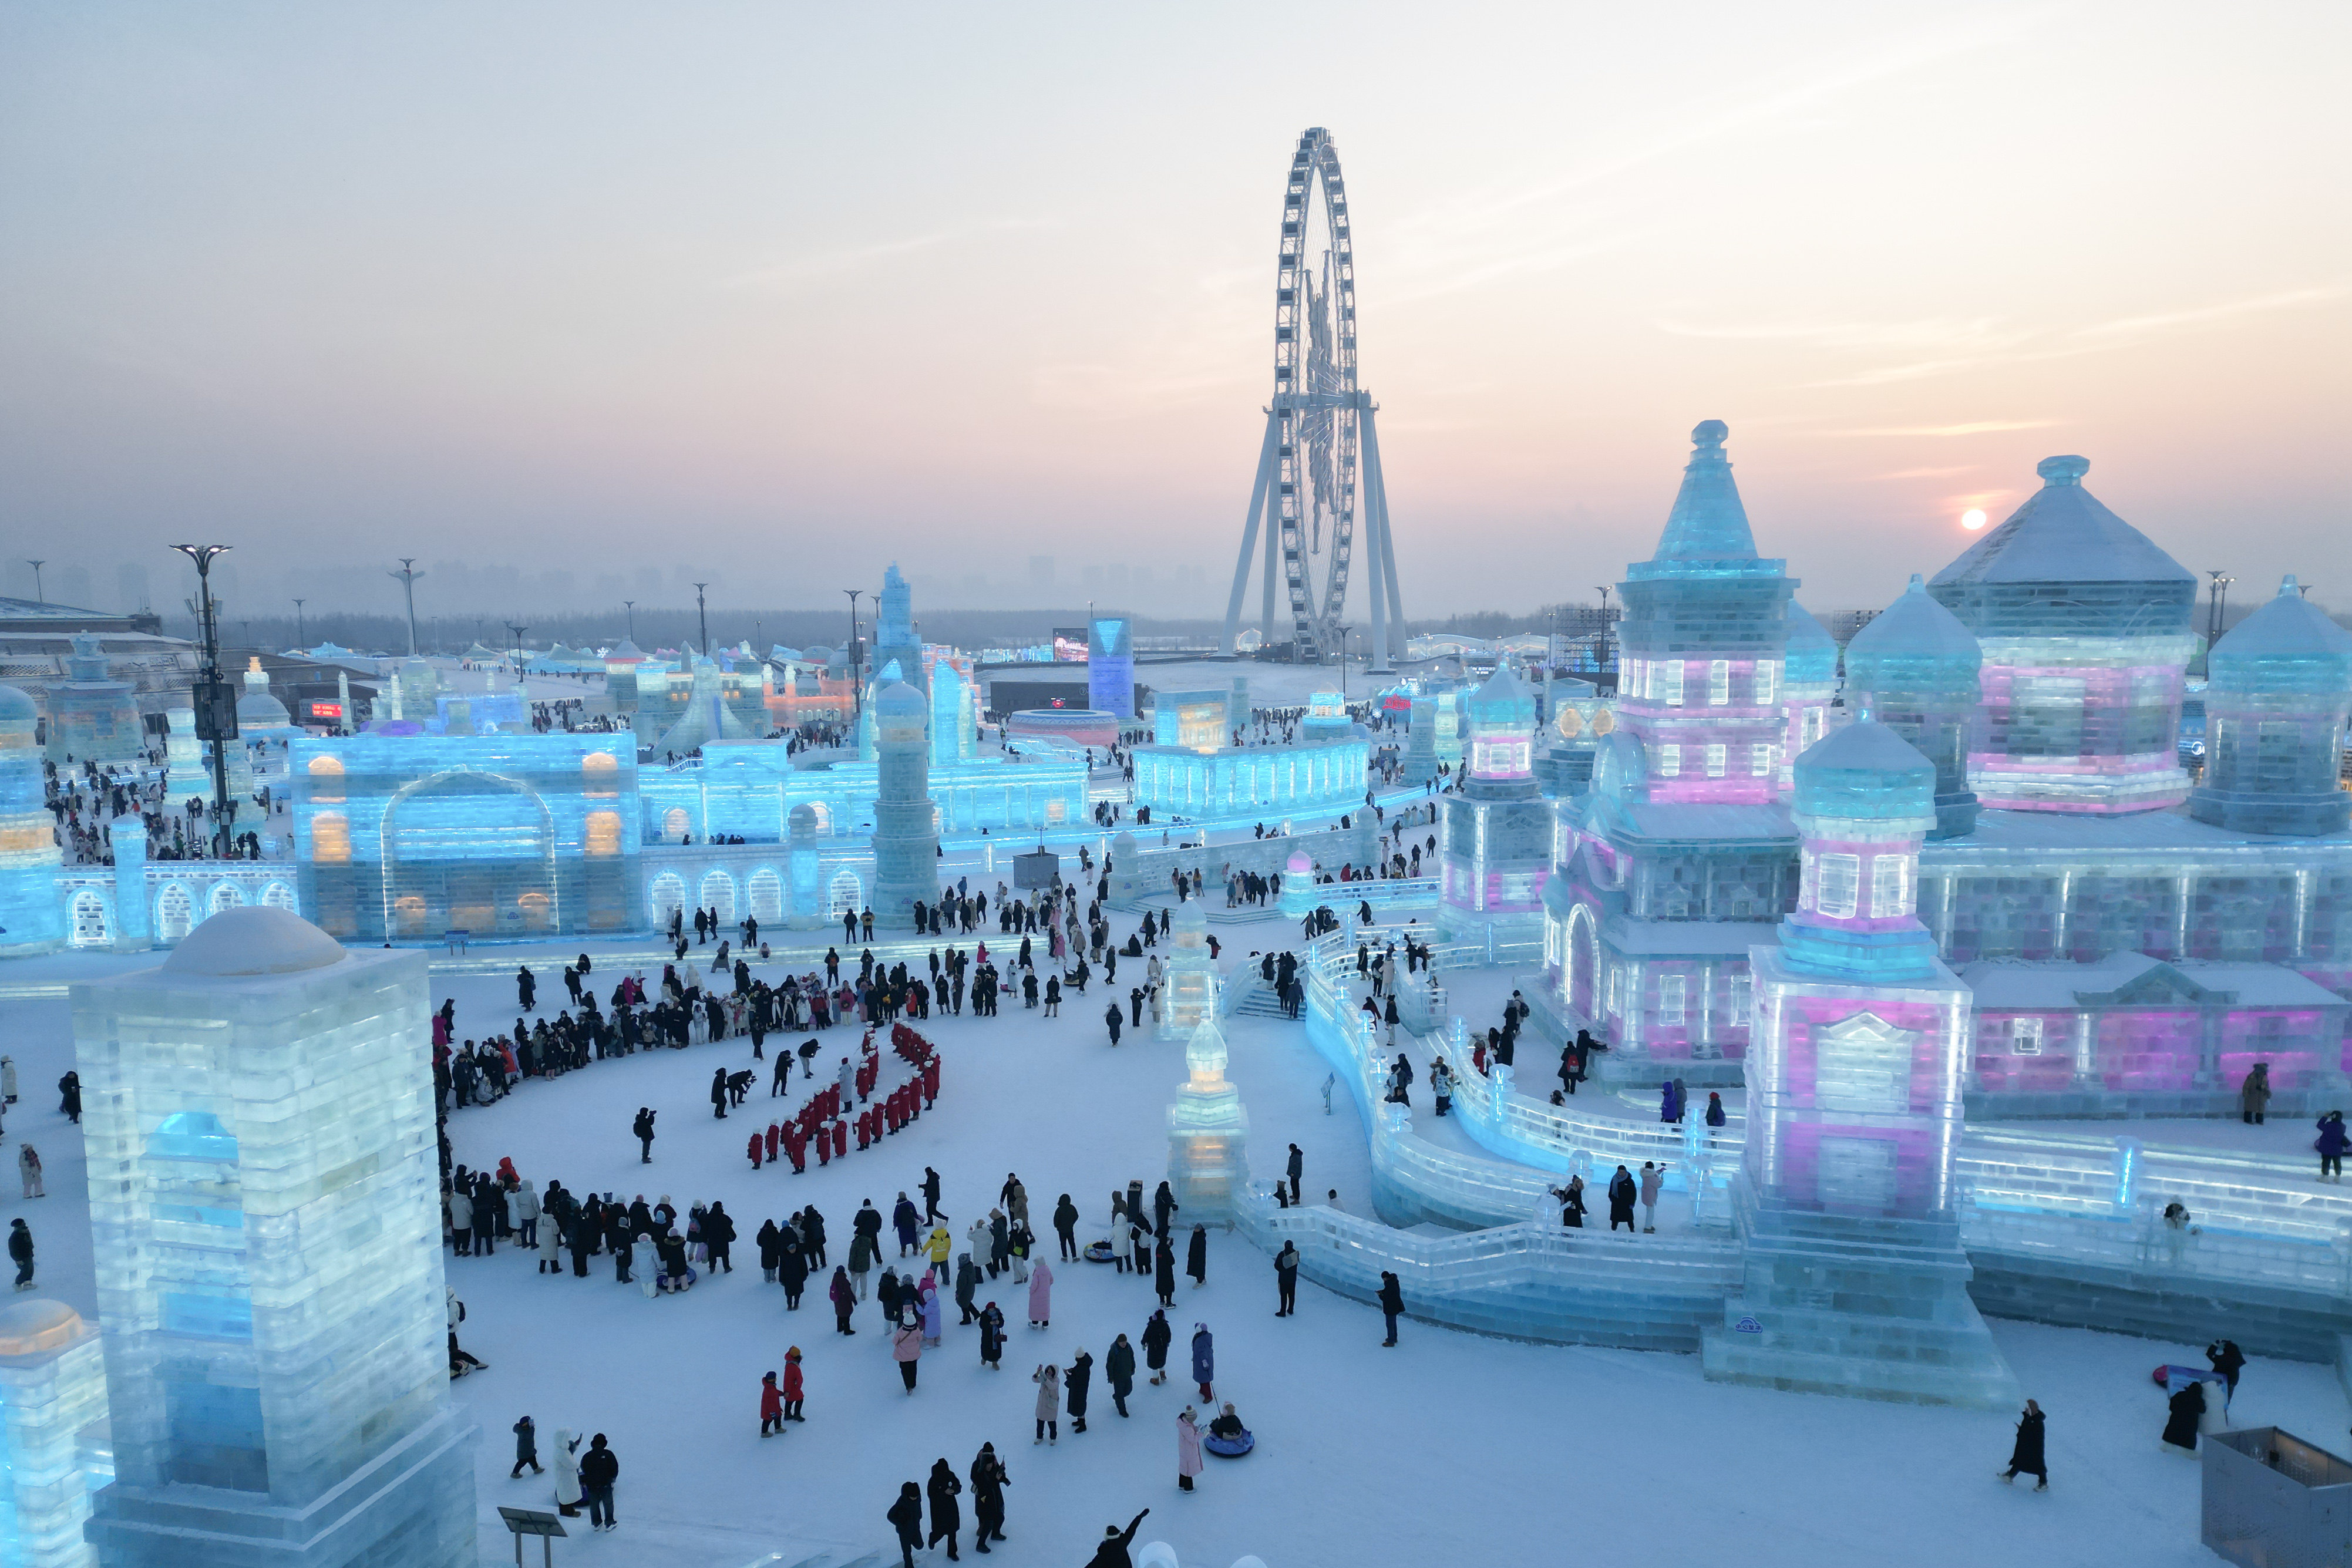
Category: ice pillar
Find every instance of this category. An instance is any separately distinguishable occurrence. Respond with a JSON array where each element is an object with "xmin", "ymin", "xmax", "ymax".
[
  {"xmin": 0, "ymin": 1300, "xmax": 109, "ymax": 1568},
  {"xmin": 109, "ymin": 818, "xmax": 150, "ymax": 953},
  {"xmin": 0, "ymin": 685, "xmax": 64, "ymax": 956},
  {"xmin": 870, "ymin": 681, "xmax": 937, "ymax": 928},
  {"xmin": 1166, "ymin": 1018, "xmax": 1249, "ymax": 1224}
]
